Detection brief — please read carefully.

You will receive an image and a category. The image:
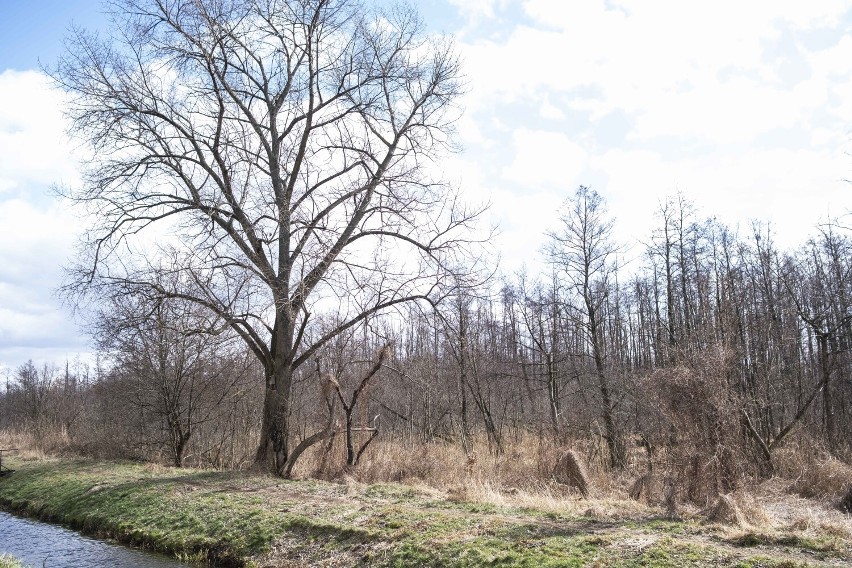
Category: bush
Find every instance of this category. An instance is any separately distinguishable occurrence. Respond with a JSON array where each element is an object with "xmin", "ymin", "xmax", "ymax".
[{"xmin": 640, "ymin": 345, "xmax": 754, "ymax": 505}]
